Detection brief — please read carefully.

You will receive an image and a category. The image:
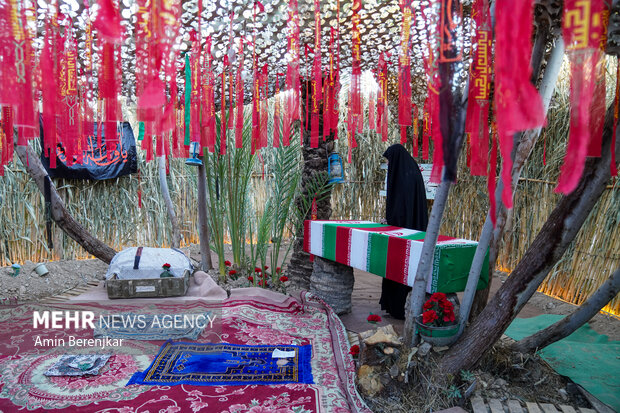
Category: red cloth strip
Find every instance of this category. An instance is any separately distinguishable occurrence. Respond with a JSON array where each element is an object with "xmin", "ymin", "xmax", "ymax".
[{"xmin": 494, "ymin": 0, "xmax": 545, "ymax": 206}]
